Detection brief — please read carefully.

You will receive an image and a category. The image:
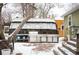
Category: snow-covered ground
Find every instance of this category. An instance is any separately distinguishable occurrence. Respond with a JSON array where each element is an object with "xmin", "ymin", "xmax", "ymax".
[
  {"xmin": 0, "ymin": 37, "xmax": 63, "ymax": 55},
  {"xmin": 12, "ymin": 43, "xmax": 54, "ymax": 55},
  {"xmin": 10, "ymin": 37, "xmax": 64, "ymax": 55}
]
